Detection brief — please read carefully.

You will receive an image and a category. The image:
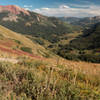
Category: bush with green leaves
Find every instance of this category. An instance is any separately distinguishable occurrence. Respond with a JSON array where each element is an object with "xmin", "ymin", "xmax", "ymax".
[
  {"xmin": 20, "ymin": 47, "xmax": 32, "ymax": 54},
  {"xmin": 14, "ymin": 39, "xmax": 22, "ymax": 45}
]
